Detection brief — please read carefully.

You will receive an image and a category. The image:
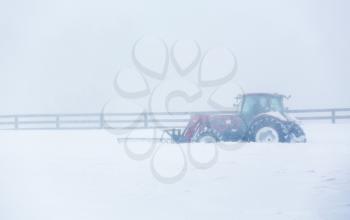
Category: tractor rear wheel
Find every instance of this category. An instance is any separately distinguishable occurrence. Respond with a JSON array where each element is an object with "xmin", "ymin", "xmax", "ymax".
[
  {"xmin": 248, "ymin": 116, "xmax": 289, "ymax": 143},
  {"xmin": 289, "ymin": 123, "xmax": 307, "ymax": 143},
  {"xmin": 255, "ymin": 126, "xmax": 280, "ymax": 143}
]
